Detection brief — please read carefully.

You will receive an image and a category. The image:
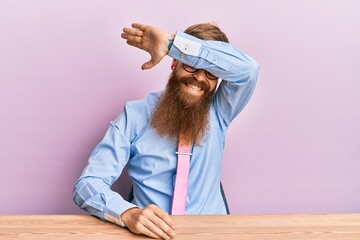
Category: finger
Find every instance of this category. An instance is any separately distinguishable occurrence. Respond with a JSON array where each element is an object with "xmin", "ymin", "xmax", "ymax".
[
  {"xmin": 152, "ymin": 216, "xmax": 176, "ymax": 239},
  {"xmin": 131, "ymin": 23, "xmax": 147, "ymax": 30},
  {"xmin": 143, "ymin": 217, "xmax": 173, "ymax": 240},
  {"xmin": 142, "ymin": 58, "xmax": 161, "ymax": 70},
  {"xmin": 123, "ymin": 35, "xmax": 142, "ymax": 43},
  {"xmin": 147, "ymin": 205, "xmax": 176, "ymax": 236},
  {"xmin": 135, "ymin": 224, "xmax": 162, "ymax": 239},
  {"xmin": 121, "ymin": 33, "xmax": 142, "ymax": 42},
  {"xmin": 141, "ymin": 61, "xmax": 153, "ymax": 70},
  {"xmin": 126, "ymin": 40, "xmax": 141, "ymax": 49},
  {"xmin": 153, "ymin": 209, "xmax": 176, "ymax": 230},
  {"xmin": 123, "ymin": 27, "xmax": 143, "ymax": 37}
]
